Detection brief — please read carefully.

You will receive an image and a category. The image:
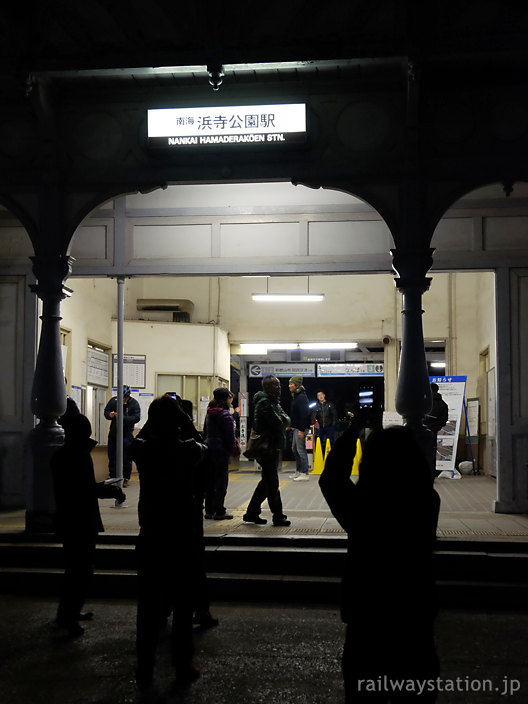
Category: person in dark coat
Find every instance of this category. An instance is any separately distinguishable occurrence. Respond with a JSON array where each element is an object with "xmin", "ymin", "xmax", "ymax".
[
  {"xmin": 51, "ymin": 413, "xmax": 125, "ymax": 637},
  {"xmin": 424, "ymin": 382, "xmax": 450, "ymax": 477},
  {"xmin": 203, "ymin": 387, "xmax": 237, "ymax": 520},
  {"xmin": 312, "ymin": 390, "xmax": 338, "ymax": 452},
  {"xmin": 163, "ymin": 392, "xmax": 219, "ymax": 629},
  {"xmin": 131, "ymin": 395, "xmax": 207, "ymax": 690},
  {"xmin": 243, "ymin": 375, "xmax": 291, "ymax": 527},
  {"xmin": 288, "ymin": 375, "xmax": 312, "ymax": 481},
  {"xmin": 104, "ymin": 385, "xmax": 141, "ymax": 486},
  {"xmin": 319, "ymin": 424, "xmax": 441, "ymax": 703}
]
